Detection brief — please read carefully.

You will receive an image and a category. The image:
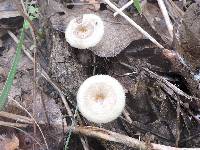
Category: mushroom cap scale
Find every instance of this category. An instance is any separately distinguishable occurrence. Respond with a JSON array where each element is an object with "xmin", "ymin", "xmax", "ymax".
[
  {"xmin": 65, "ymin": 14, "xmax": 104, "ymax": 49},
  {"xmin": 77, "ymin": 75, "xmax": 125, "ymax": 123}
]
